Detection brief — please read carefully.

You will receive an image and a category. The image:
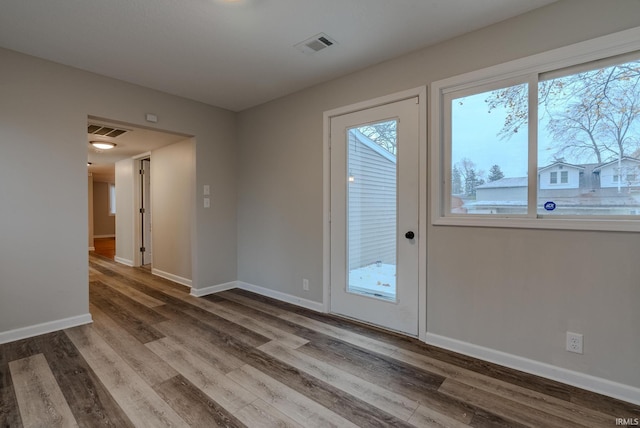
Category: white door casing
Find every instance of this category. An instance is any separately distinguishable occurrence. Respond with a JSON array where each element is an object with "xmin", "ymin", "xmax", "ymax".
[{"xmin": 330, "ymin": 96, "xmax": 420, "ymax": 336}]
